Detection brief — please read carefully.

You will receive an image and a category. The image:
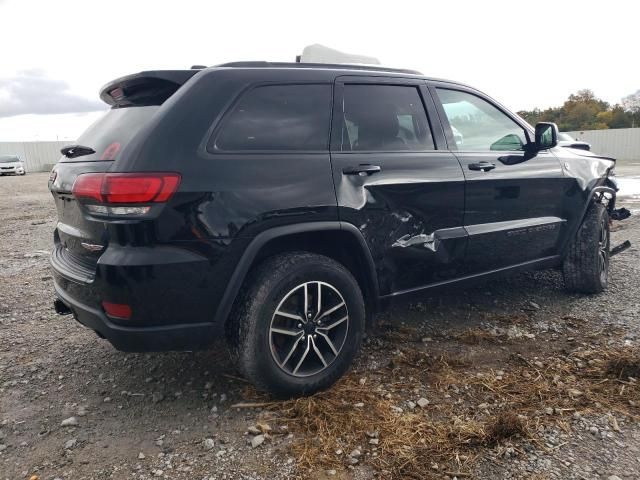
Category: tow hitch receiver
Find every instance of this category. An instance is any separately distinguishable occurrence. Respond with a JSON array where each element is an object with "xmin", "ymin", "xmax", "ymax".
[{"xmin": 54, "ymin": 298, "xmax": 72, "ymax": 315}]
